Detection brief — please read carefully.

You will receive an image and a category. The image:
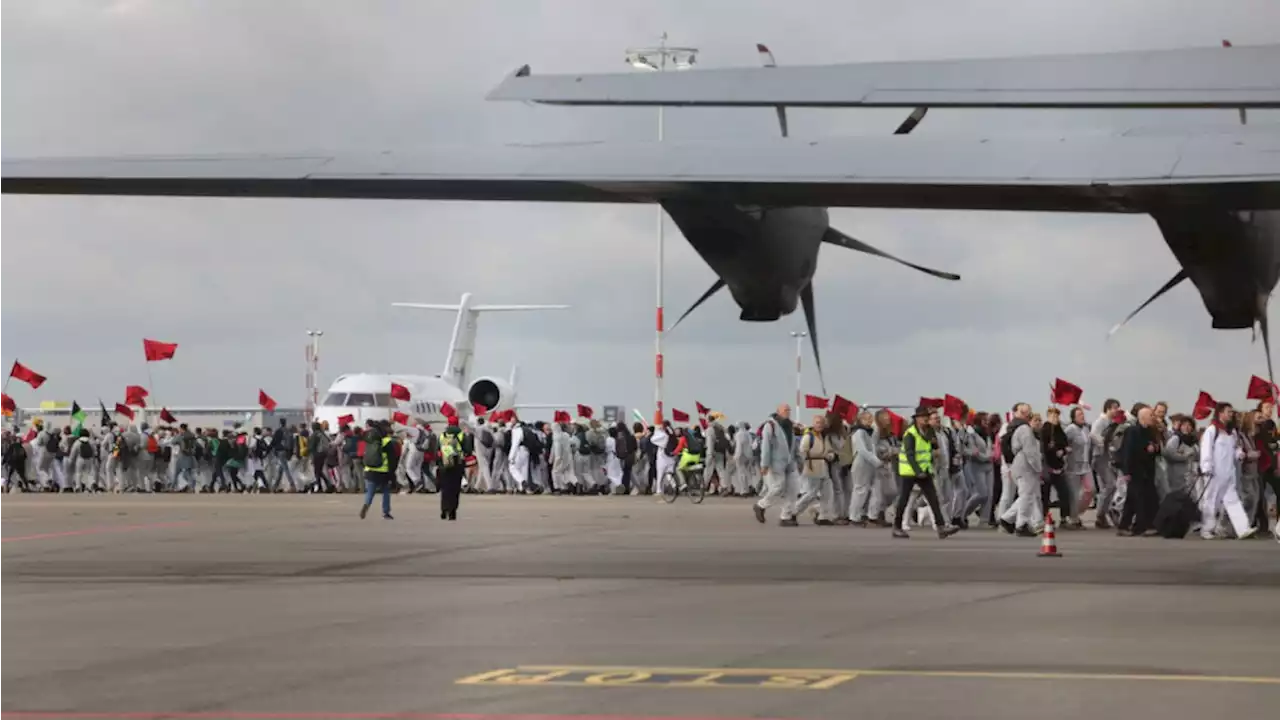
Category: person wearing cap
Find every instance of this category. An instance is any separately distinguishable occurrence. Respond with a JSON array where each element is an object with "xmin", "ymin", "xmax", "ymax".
[{"xmin": 892, "ymin": 407, "xmax": 957, "ymax": 539}]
